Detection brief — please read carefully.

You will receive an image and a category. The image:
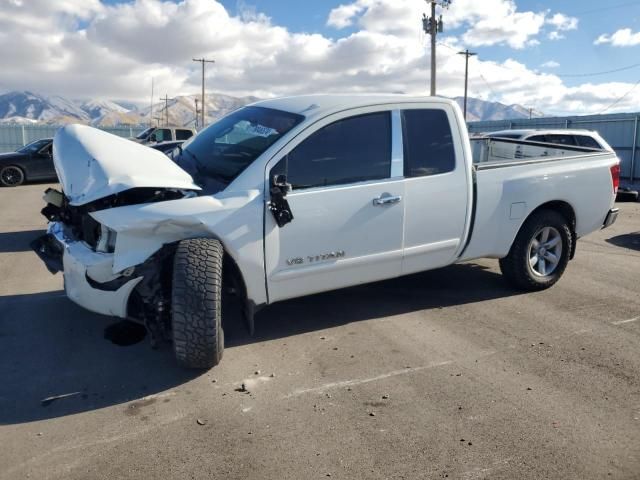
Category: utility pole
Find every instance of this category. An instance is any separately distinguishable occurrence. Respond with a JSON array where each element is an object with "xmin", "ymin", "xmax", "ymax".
[
  {"xmin": 194, "ymin": 98, "xmax": 200, "ymax": 129},
  {"xmin": 161, "ymin": 94, "xmax": 170, "ymax": 126},
  {"xmin": 149, "ymin": 77, "xmax": 154, "ymax": 128},
  {"xmin": 192, "ymin": 58, "xmax": 215, "ymax": 128},
  {"xmin": 457, "ymin": 49, "xmax": 477, "ymax": 121},
  {"xmin": 422, "ymin": 0, "xmax": 451, "ymax": 96},
  {"xmin": 529, "ymin": 107, "xmax": 533, "ymax": 119}
]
